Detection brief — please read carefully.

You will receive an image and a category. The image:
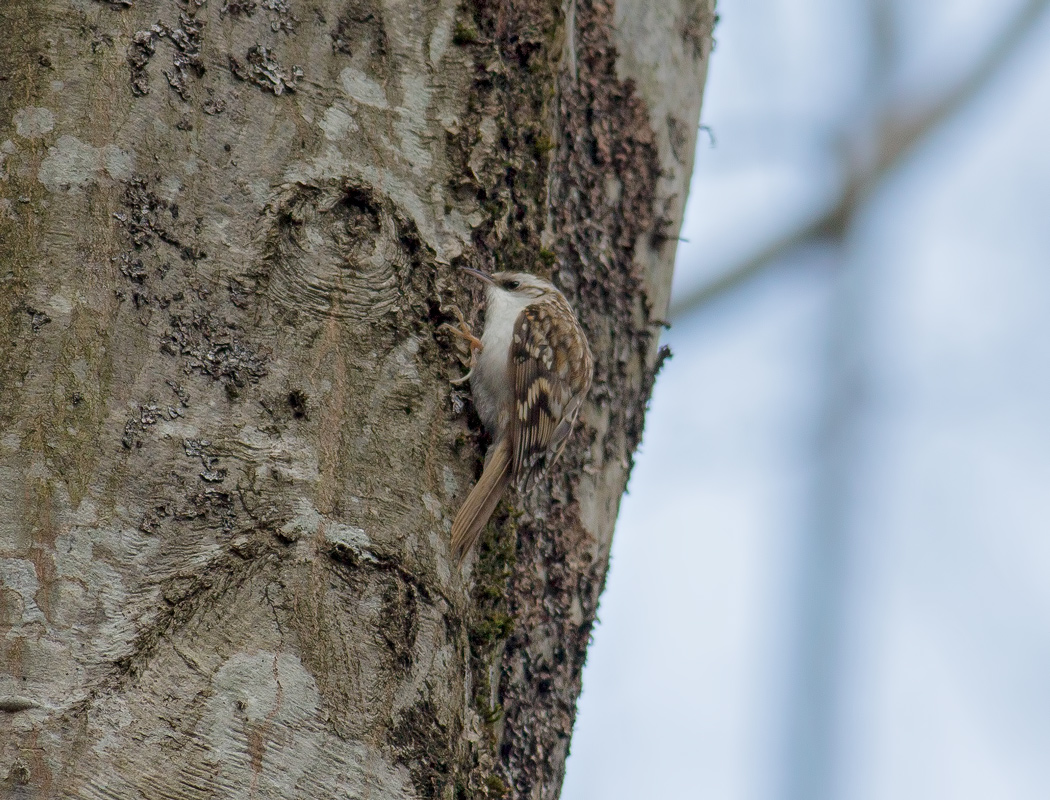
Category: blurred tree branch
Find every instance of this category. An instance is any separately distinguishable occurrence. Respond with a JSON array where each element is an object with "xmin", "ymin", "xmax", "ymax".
[{"xmin": 670, "ymin": 0, "xmax": 1050, "ymax": 319}]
